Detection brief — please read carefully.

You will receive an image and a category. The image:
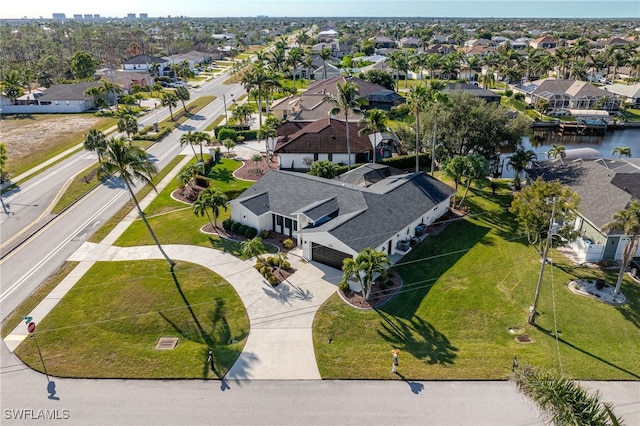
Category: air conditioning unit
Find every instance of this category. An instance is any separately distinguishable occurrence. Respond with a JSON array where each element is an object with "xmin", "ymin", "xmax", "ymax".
[{"xmin": 397, "ymin": 240, "xmax": 410, "ymax": 251}]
